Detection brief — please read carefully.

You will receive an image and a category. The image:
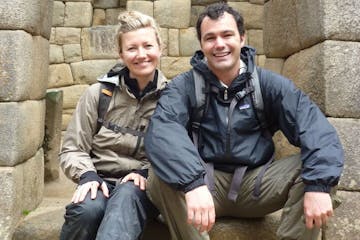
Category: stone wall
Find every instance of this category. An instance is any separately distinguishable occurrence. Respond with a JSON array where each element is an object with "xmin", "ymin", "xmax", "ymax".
[
  {"xmin": 264, "ymin": 0, "xmax": 360, "ymax": 238},
  {"xmin": 1, "ymin": 0, "xmax": 359, "ymax": 239},
  {"xmin": 0, "ymin": 1, "xmax": 53, "ymax": 239},
  {"xmin": 48, "ymin": 0, "xmax": 266, "ymax": 134}
]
